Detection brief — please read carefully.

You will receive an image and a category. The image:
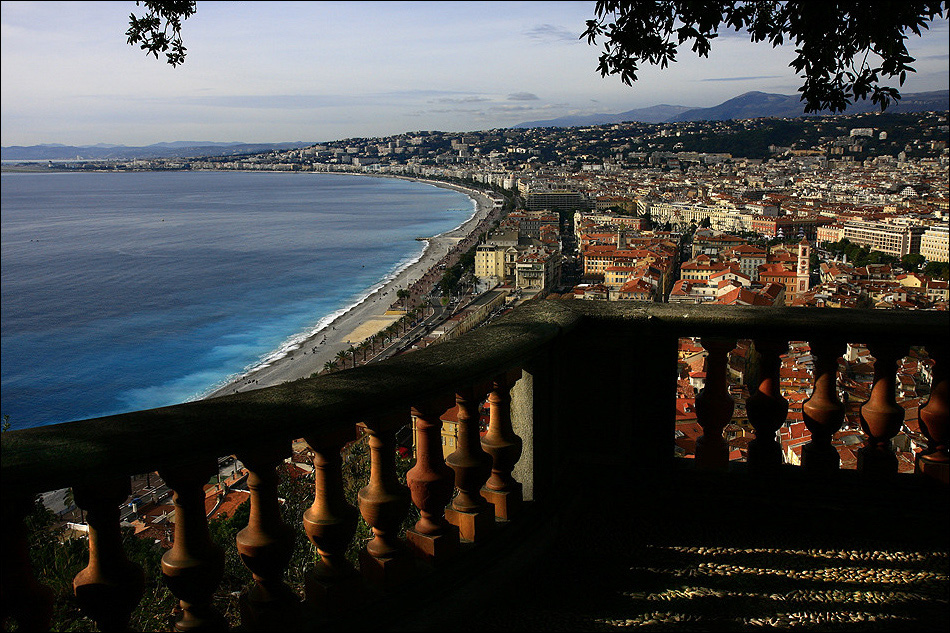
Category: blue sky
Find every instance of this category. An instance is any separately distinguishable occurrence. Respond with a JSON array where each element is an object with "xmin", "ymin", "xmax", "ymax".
[{"xmin": 2, "ymin": 1, "xmax": 948, "ymax": 147}]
